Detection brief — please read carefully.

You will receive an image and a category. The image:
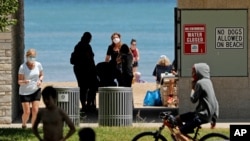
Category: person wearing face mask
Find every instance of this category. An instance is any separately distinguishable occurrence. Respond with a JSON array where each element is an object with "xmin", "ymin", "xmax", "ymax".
[
  {"xmin": 18, "ymin": 48, "xmax": 44, "ymax": 129},
  {"xmin": 105, "ymin": 32, "xmax": 122, "ymax": 85}
]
